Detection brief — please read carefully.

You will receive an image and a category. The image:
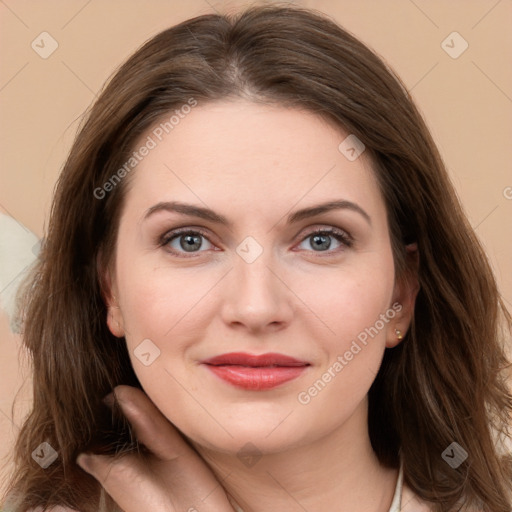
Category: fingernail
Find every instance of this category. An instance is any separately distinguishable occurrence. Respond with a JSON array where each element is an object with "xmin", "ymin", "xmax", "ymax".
[
  {"xmin": 102, "ymin": 392, "xmax": 115, "ymax": 407},
  {"xmin": 76, "ymin": 453, "xmax": 92, "ymax": 472}
]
